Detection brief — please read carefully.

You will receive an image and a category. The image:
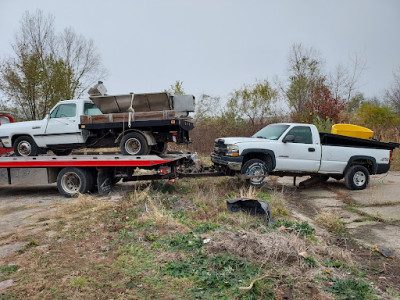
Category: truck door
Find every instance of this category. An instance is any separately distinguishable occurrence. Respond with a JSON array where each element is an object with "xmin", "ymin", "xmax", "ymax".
[
  {"xmin": 43, "ymin": 103, "xmax": 81, "ymax": 145},
  {"xmin": 276, "ymin": 126, "xmax": 321, "ymax": 172}
]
